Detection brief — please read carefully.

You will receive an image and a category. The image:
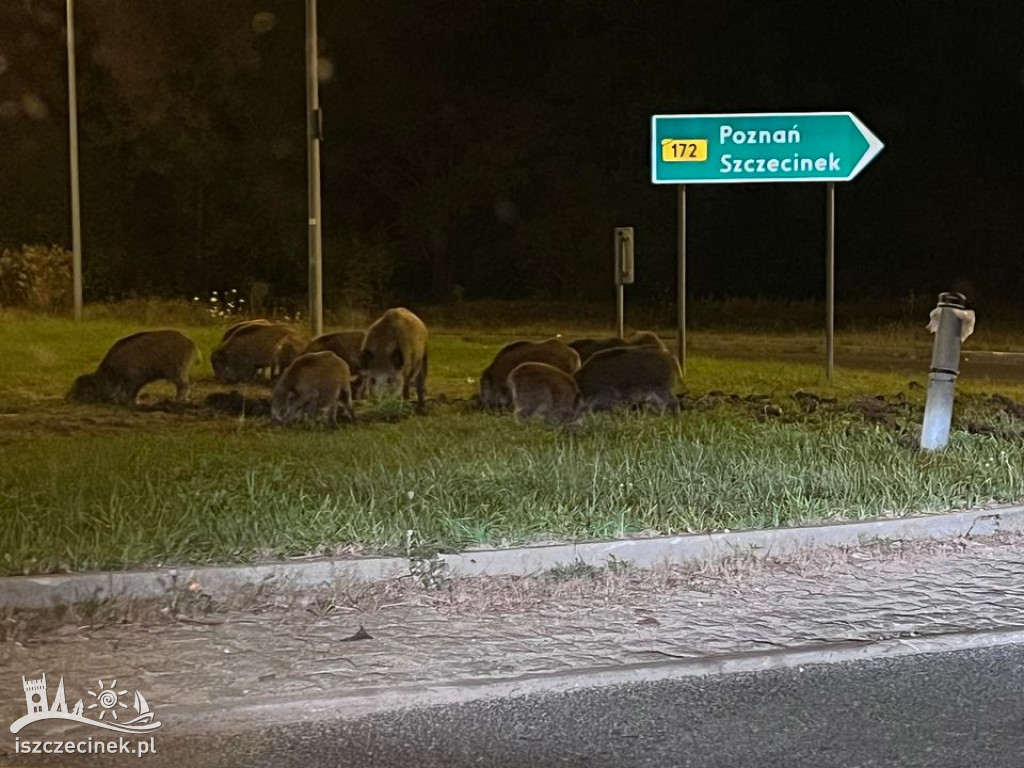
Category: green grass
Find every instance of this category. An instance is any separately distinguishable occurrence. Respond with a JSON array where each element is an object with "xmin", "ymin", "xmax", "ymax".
[
  {"xmin": 4, "ymin": 313, "xmax": 1024, "ymax": 576},
  {"xmin": 4, "ymin": 315, "xmax": 1021, "ymax": 402}
]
